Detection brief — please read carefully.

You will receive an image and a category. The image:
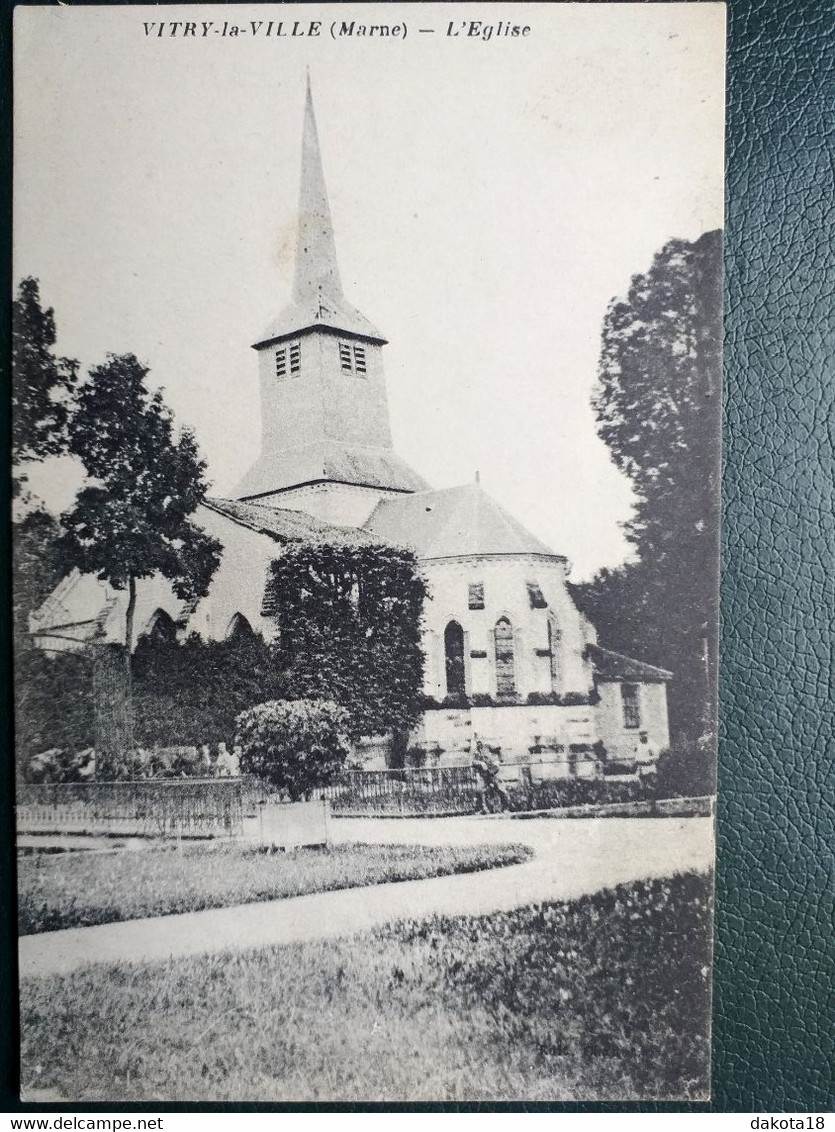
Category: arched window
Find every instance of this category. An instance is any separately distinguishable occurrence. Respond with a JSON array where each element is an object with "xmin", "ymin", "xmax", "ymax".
[
  {"xmin": 227, "ymin": 613, "xmax": 256, "ymax": 642},
  {"xmin": 144, "ymin": 609, "xmax": 177, "ymax": 644},
  {"xmin": 494, "ymin": 616, "xmax": 516, "ymax": 697},
  {"xmin": 444, "ymin": 621, "xmax": 466, "ymax": 697},
  {"xmin": 548, "ymin": 616, "xmax": 562, "ymax": 693}
]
